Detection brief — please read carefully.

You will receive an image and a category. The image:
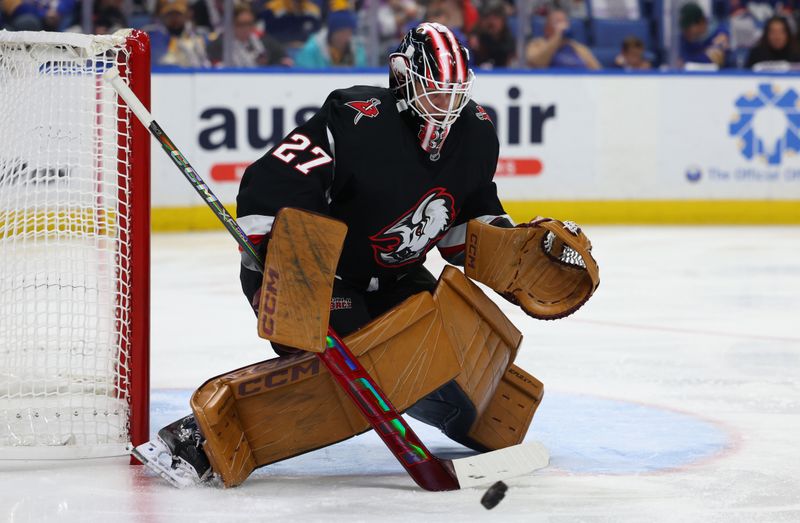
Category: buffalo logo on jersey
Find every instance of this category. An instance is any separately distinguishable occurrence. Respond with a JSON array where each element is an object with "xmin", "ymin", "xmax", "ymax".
[
  {"xmin": 370, "ymin": 188, "xmax": 455, "ymax": 267},
  {"xmin": 475, "ymin": 105, "xmax": 492, "ymax": 122},
  {"xmin": 345, "ymin": 98, "xmax": 382, "ymax": 125}
]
